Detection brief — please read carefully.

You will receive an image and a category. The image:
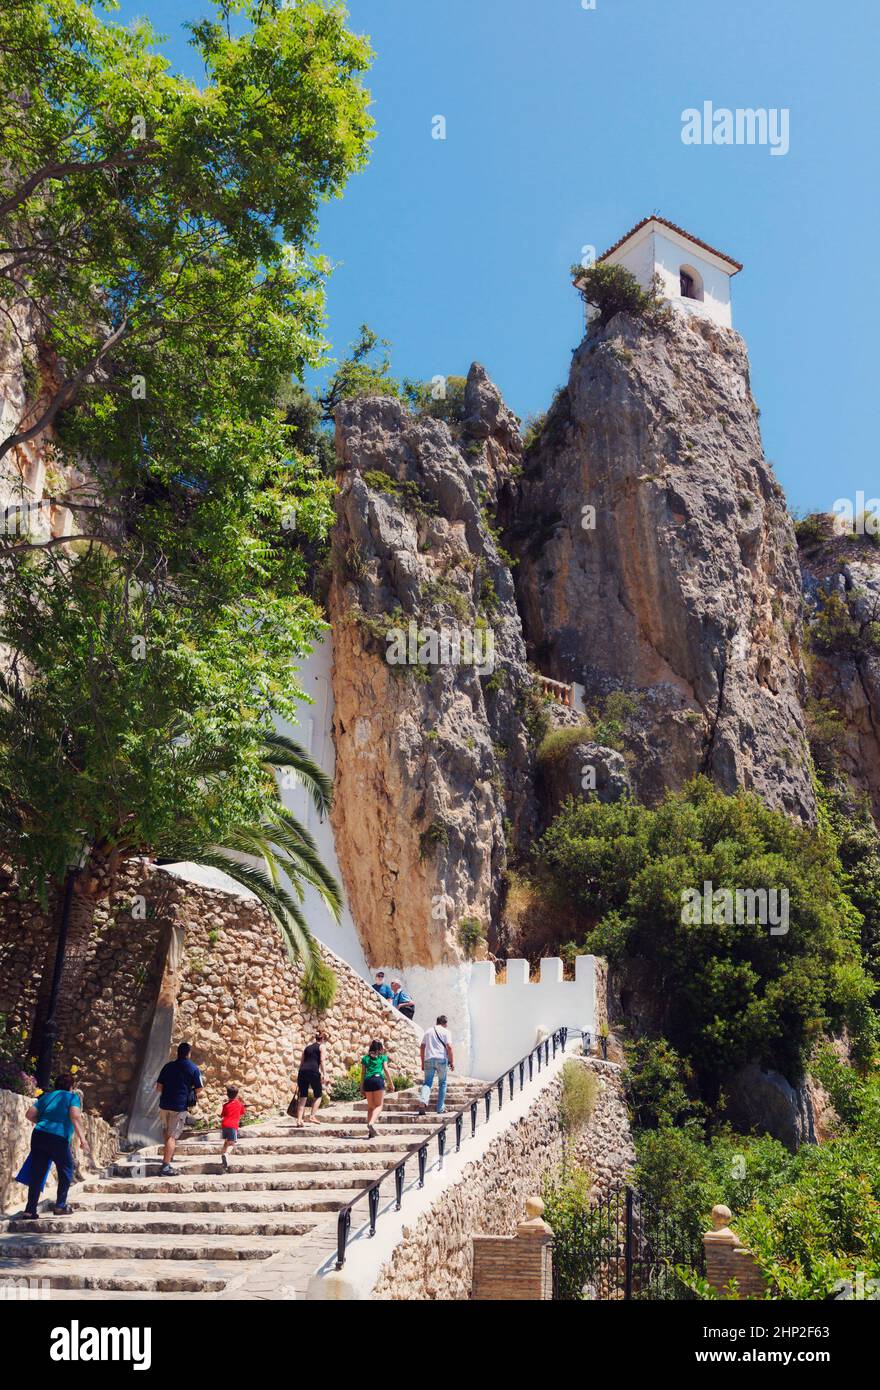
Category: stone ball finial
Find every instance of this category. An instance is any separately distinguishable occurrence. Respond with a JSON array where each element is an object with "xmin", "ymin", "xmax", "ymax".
[
  {"xmin": 525, "ymin": 1196, "xmax": 545, "ymax": 1221},
  {"xmin": 711, "ymin": 1204, "xmax": 732, "ymax": 1229}
]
